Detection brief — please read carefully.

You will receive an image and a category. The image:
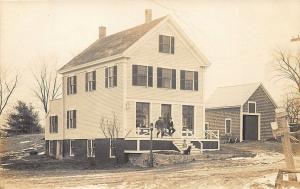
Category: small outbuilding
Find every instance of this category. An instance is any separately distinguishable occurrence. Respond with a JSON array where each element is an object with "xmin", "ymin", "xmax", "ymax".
[{"xmin": 205, "ymin": 83, "xmax": 277, "ymax": 142}]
